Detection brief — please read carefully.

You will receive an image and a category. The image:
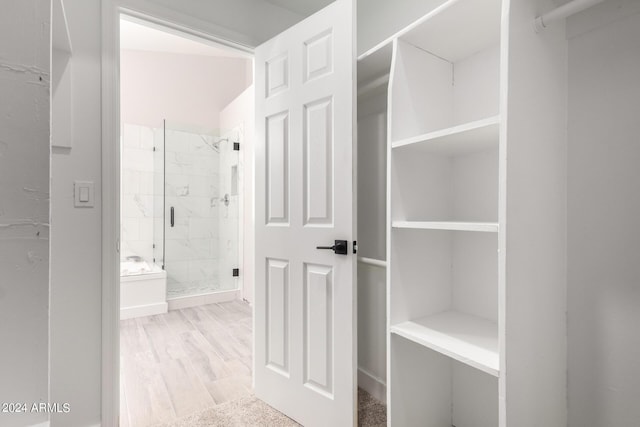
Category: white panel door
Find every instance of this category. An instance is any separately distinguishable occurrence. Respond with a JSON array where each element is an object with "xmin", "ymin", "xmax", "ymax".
[{"xmin": 254, "ymin": 1, "xmax": 356, "ymax": 425}]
